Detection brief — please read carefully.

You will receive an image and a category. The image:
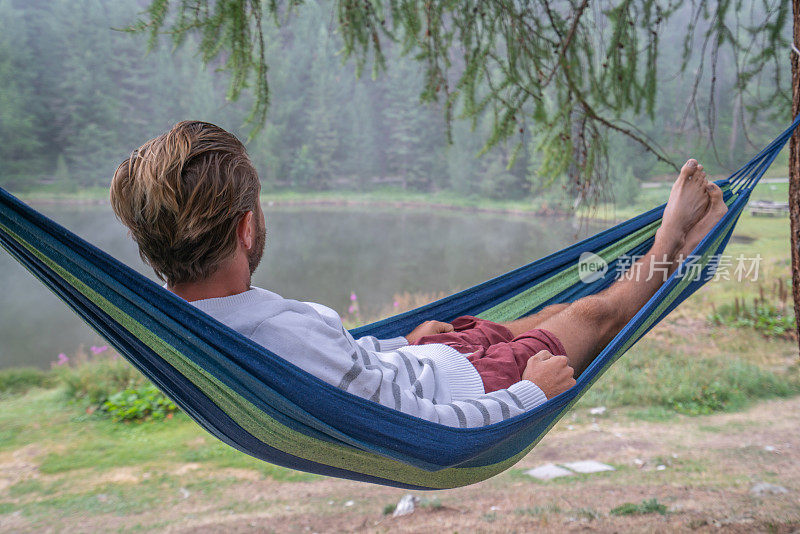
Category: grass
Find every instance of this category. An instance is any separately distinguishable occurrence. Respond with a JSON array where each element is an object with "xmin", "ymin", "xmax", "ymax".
[
  {"xmin": 8, "ymin": 479, "xmax": 57, "ymax": 498},
  {"xmin": 514, "ymin": 504, "xmax": 562, "ymax": 516},
  {"xmin": 578, "ymin": 174, "xmax": 791, "ymax": 222},
  {"xmin": 610, "ymin": 498, "xmax": 668, "ymax": 516},
  {"xmin": 14, "ymin": 184, "xmax": 111, "ymax": 202},
  {"xmin": 0, "ymin": 387, "xmax": 312, "ymax": 484},
  {"xmin": 14, "ymin": 184, "xmax": 555, "ymax": 214},
  {"xmin": 382, "ymin": 496, "xmax": 442, "ymax": 516},
  {"xmin": 569, "ymin": 507, "xmax": 601, "ymax": 520},
  {"xmin": 29, "ymin": 410, "xmax": 314, "ymax": 482},
  {"xmin": 0, "ymin": 387, "xmax": 316, "ymax": 524},
  {"xmin": 0, "ymin": 367, "xmax": 53, "ymax": 395},
  {"xmin": 580, "ymin": 342, "xmax": 800, "ymax": 416},
  {"xmin": 17, "ymin": 485, "xmax": 164, "ymax": 518}
]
